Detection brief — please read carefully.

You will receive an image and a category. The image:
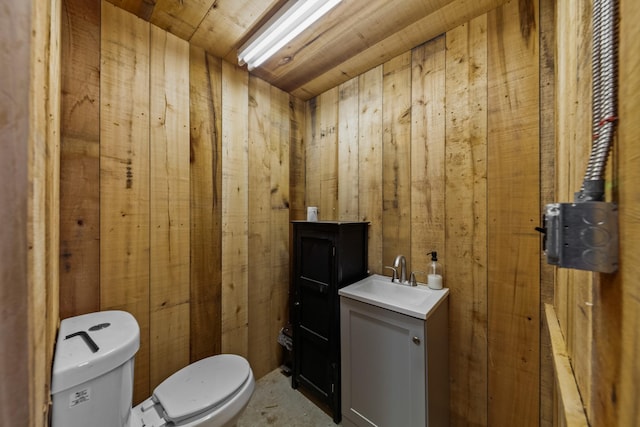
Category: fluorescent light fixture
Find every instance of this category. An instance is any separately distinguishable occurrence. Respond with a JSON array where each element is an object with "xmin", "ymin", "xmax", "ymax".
[{"xmin": 238, "ymin": 0, "xmax": 342, "ymax": 71}]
